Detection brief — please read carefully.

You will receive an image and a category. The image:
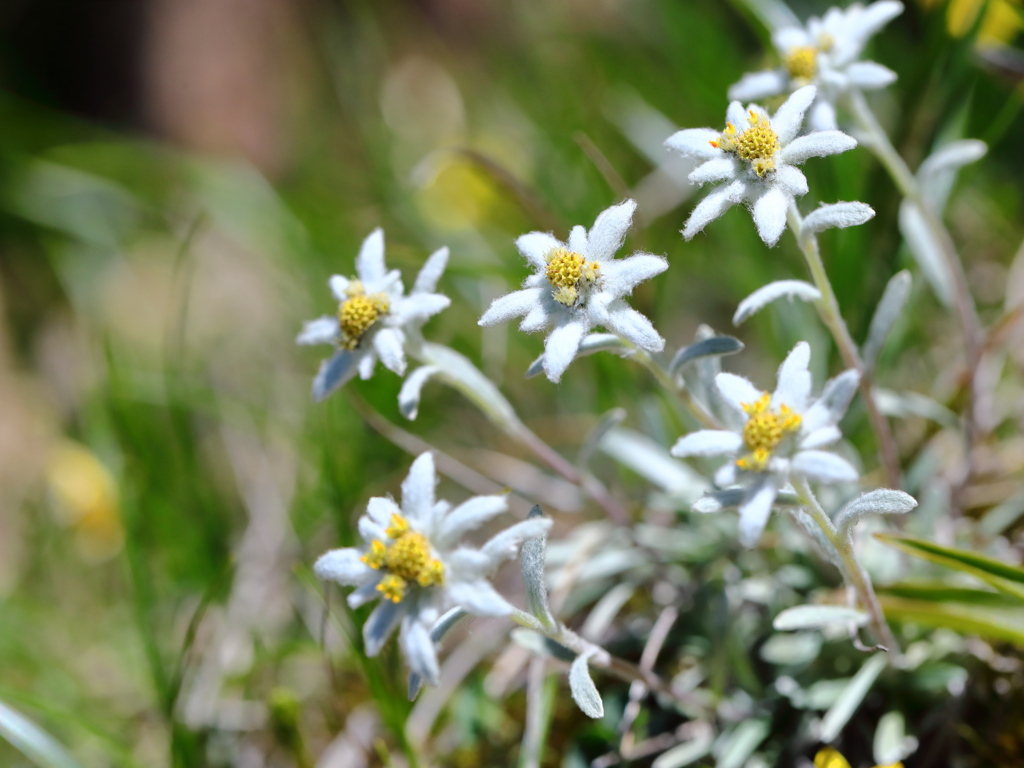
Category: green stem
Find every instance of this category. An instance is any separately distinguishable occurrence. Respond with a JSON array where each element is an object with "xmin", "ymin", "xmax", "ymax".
[
  {"xmin": 787, "ymin": 203, "xmax": 902, "ymax": 489},
  {"xmin": 632, "ymin": 349, "xmax": 723, "ymax": 430},
  {"xmin": 845, "ymin": 90, "xmax": 982, "ymax": 507},
  {"xmin": 793, "ymin": 477, "xmax": 899, "ymax": 655}
]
